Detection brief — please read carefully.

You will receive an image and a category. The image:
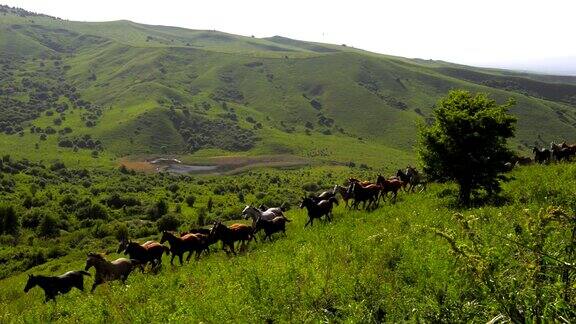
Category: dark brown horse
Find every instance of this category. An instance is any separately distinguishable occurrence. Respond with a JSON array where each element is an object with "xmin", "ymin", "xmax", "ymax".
[
  {"xmin": 533, "ymin": 147, "xmax": 551, "ymax": 164},
  {"xmin": 24, "ymin": 271, "xmax": 90, "ymax": 302},
  {"xmin": 117, "ymin": 239, "xmax": 169, "ymax": 271},
  {"xmin": 300, "ymin": 196, "xmax": 338, "ymax": 227},
  {"xmin": 253, "ymin": 216, "xmax": 290, "ymax": 241},
  {"xmin": 209, "ymin": 221, "xmax": 255, "ymax": 255},
  {"xmin": 377, "ymin": 175, "xmax": 404, "ymax": 202},
  {"xmin": 160, "ymin": 231, "xmax": 206, "ymax": 265},
  {"xmin": 85, "ymin": 253, "xmax": 140, "ymax": 292}
]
